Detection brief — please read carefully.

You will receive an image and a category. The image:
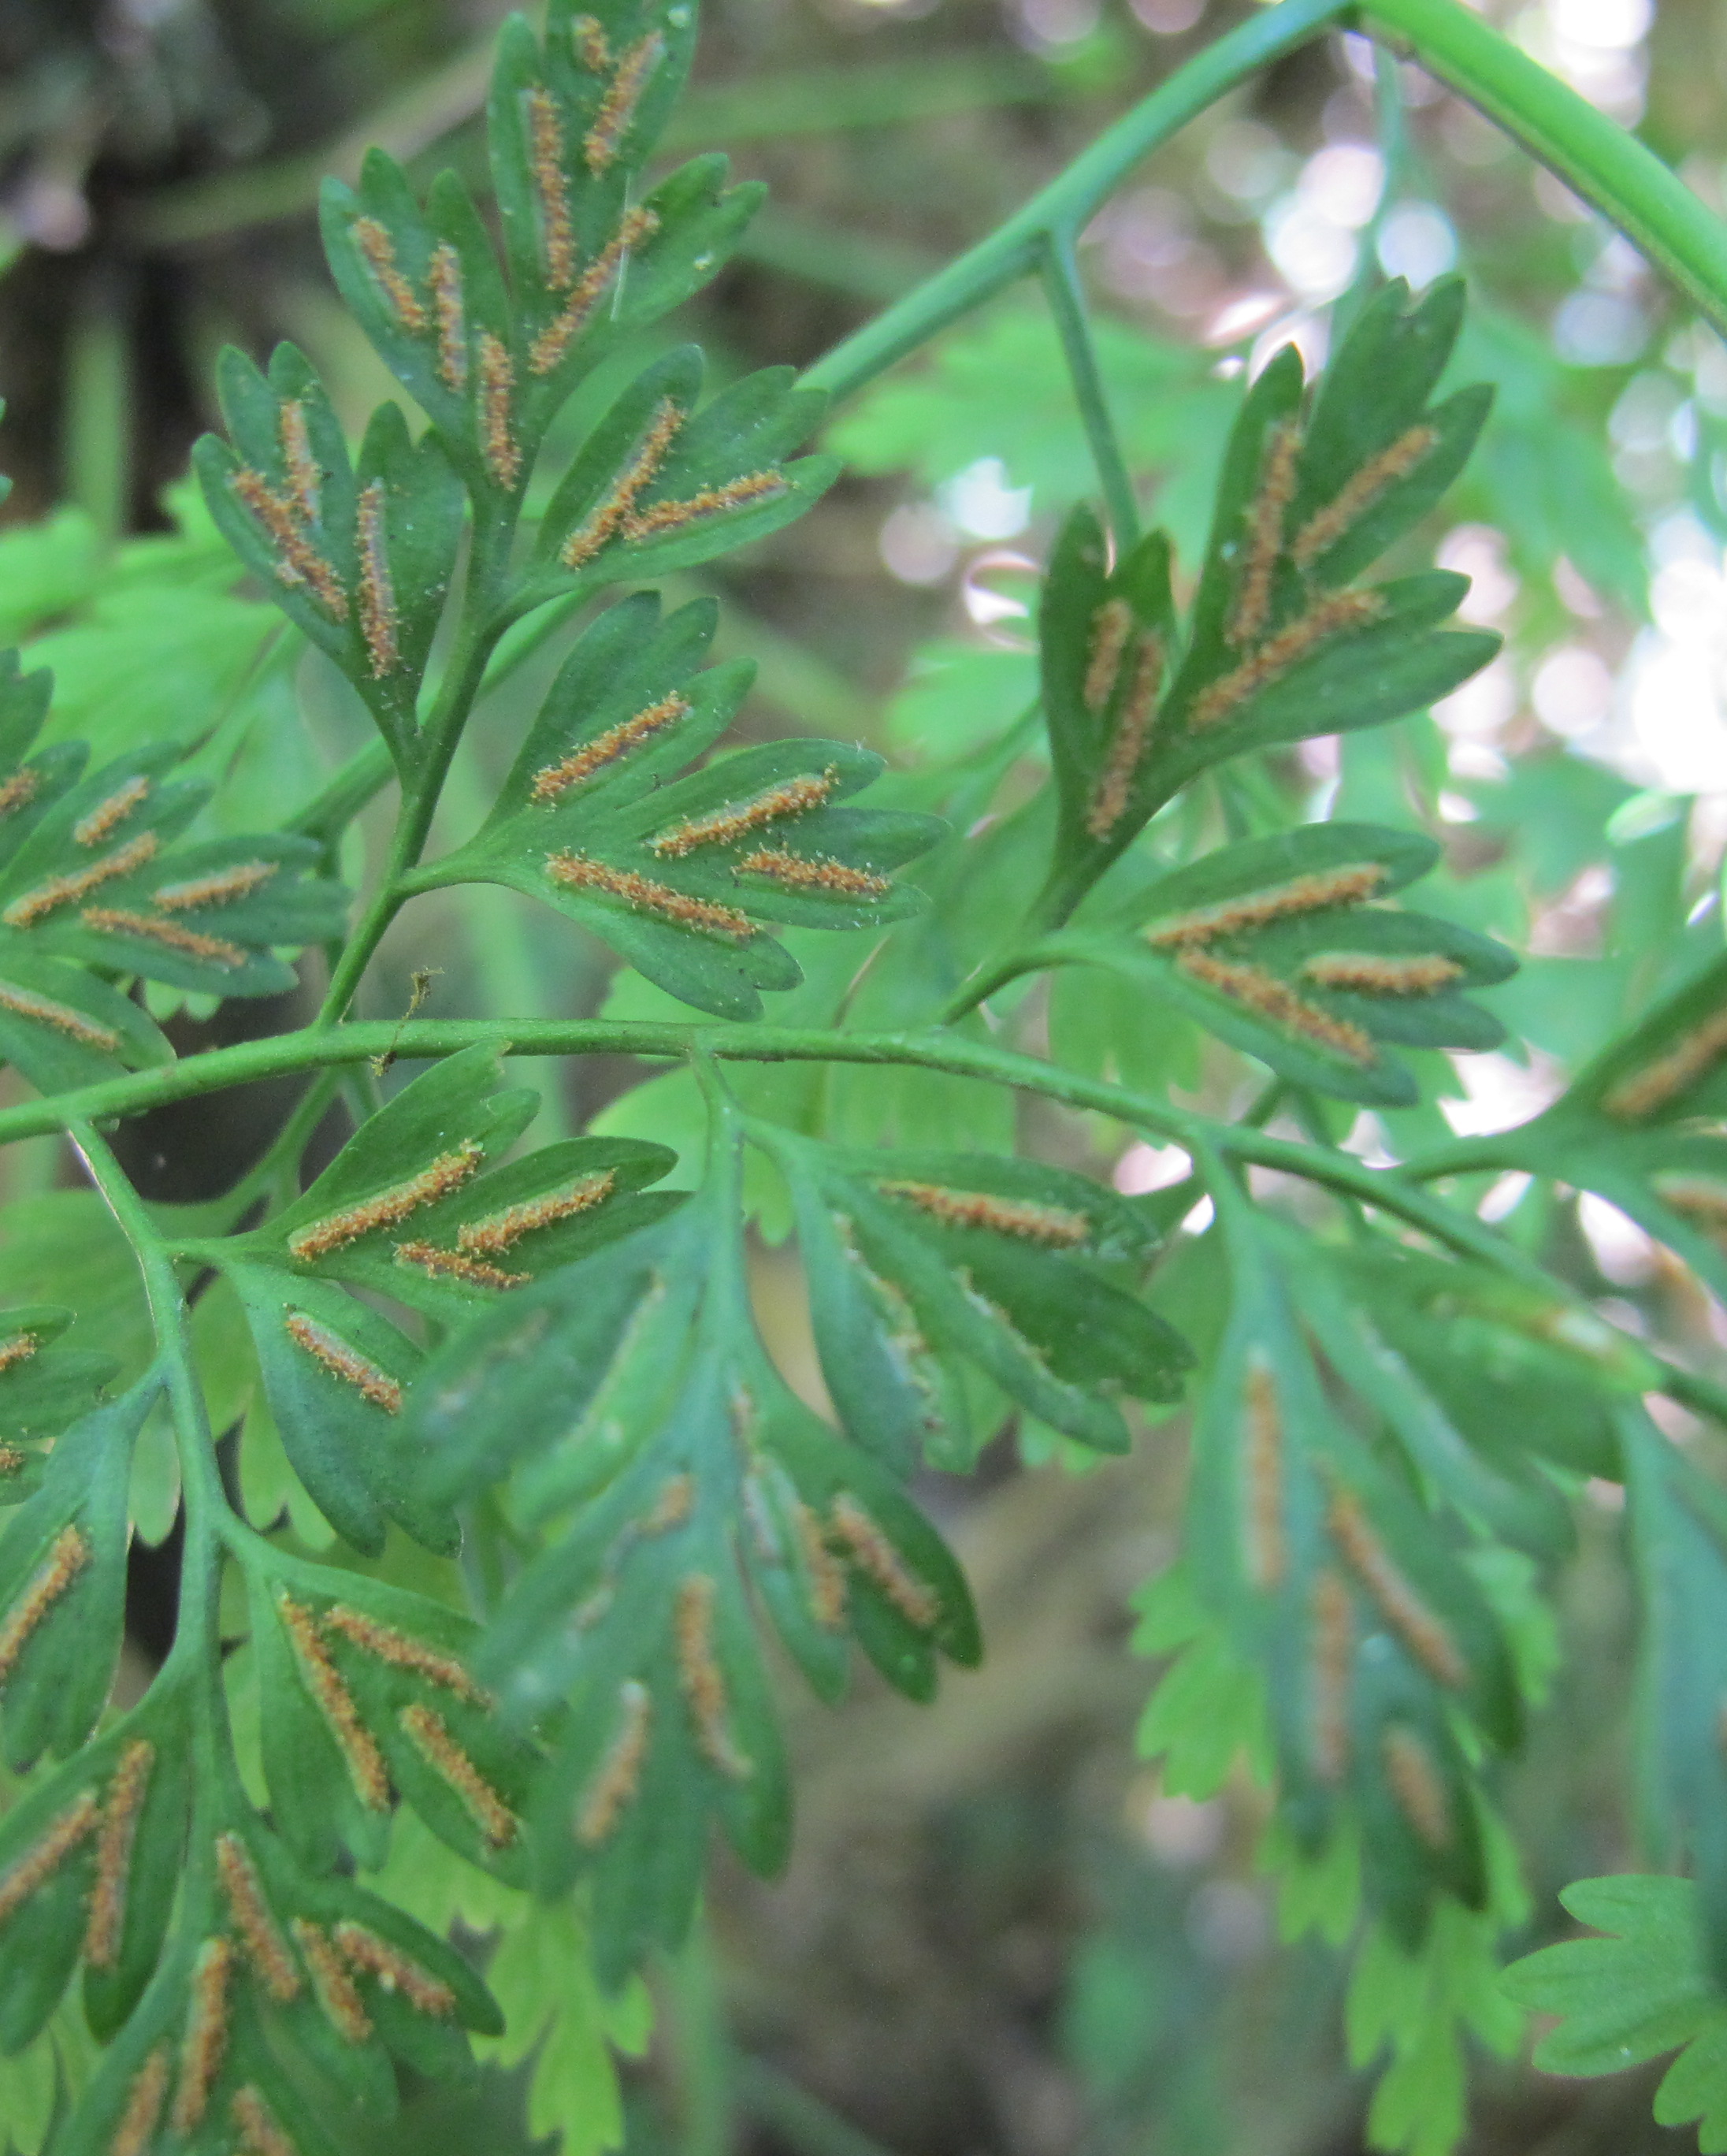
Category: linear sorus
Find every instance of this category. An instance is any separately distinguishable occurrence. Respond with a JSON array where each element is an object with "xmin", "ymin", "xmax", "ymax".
[
  {"xmin": 640, "ymin": 1472, "xmax": 695, "ymax": 1534},
  {"xmin": 0, "ymin": 1523, "xmax": 90, "ymax": 1689},
  {"xmin": 559, "ymin": 396, "xmax": 684, "ymax": 567},
  {"xmin": 321, "ymin": 1605, "xmax": 492, "ymax": 1708},
  {"xmin": 1175, "ymin": 950, "xmax": 1377, "ymax": 1065},
  {"xmin": 1086, "ymin": 630, "xmax": 1163, "ymax": 840},
  {"xmin": 0, "ymin": 1330, "xmax": 35, "ymax": 1374},
  {"xmin": 1190, "ymin": 589, "xmax": 1385, "ymax": 730},
  {"xmin": 477, "ymin": 332, "xmax": 522, "ymax": 489},
  {"xmin": 1326, "ymin": 1489, "xmax": 1467, "ymax": 1689},
  {"xmin": 215, "ymin": 1833, "xmax": 300, "ymax": 2002},
  {"xmin": 879, "ymin": 1180, "xmax": 1090, "ymax": 1248},
  {"xmin": 394, "ymin": 1239, "xmax": 526, "ymax": 1289},
  {"xmin": 284, "ymin": 1313, "xmax": 403, "ymax": 1414},
  {"xmin": 1292, "ymin": 423, "xmax": 1439, "ymax": 573},
  {"xmin": 352, "ymin": 216, "xmax": 428, "ymax": 332},
  {"xmin": 652, "ymin": 768, "xmax": 838, "ymax": 857},
  {"xmin": 1300, "ymin": 951, "xmax": 1464, "ymax": 995},
  {"xmin": 80, "ymin": 907, "xmax": 247, "ymax": 967},
  {"xmin": 152, "ymin": 859, "xmax": 278, "ymax": 911},
  {"xmin": 1147, "ymin": 862, "xmax": 1389, "ymax": 948},
  {"xmin": 585, "ymin": 32, "xmax": 664, "ymax": 171},
  {"xmin": 278, "ymin": 400, "xmax": 321, "ymax": 524},
  {"xmin": 0, "ymin": 768, "xmax": 39, "ymax": 817},
  {"xmin": 529, "ymin": 205, "xmax": 661, "ymax": 374},
  {"xmin": 575, "ymin": 1680, "xmax": 653, "ymax": 1846},
  {"xmin": 292, "ymin": 1917, "xmax": 372, "ymax": 2043},
  {"xmin": 355, "ymin": 481, "xmax": 399, "ymax": 678},
  {"xmin": 230, "ymin": 469, "xmax": 349, "ymax": 619},
  {"xmin": 288, "ymin": 1140, "xmax": 484, "ymax": 1260},
  {"xmin": 1653, "ymin": 1172, "xmax": 1727, "ymax": 1226},
  {"xmin": 1228, "ymin": 420, "xmax": 1301, "ymax": 649},
  {"xmin": 0, "ymin": 1788, "xmax": 99, "ymax": 1931},
  {"xmin": 232, "ymin": 2086, "xmax": 299, "ymax": 2156},
  {"xmin": 624, "ymin": 470, "xmax": 786, "ymax": 546},
  {"xmin": 73, "ymin": 775, "xmax": 150, "ymax": 848},
  {"xmin": 429, "ymin": 243, "xmax": 468, "ymax": 392},
  {"xmin": 1309, "ymin": 1569, "xmax": 1354, "ymax": 1783},
  {"xmin": 277, "ymin": 1592, "xmax": 392, "ymax": 1812},
  {"xmin": 169, "ymin": 1935, "xmax": 235, "ymax": 2132},
  {"xmin": 3, "ymin": 831, "xmax": 161, "ymax": 926},
  {"xmin": 546, "ymin": 851, "xmax": 755, "ymax": 939},
  {"xmin": 795, "ymin": 1500, "xmax": 847, "ymax": 1629},
  {"xmin": 829, "ymin": 1495, "xmax": 939, "ymax": 1630},
  {"xmin": 1242, "ymin": 1363, "xmax": 1285, "ymax": 1590},
  {"xmin": 1082, "ymin": 596, "xmax": 1135, "ymax": 713},
  {"xmin": 334, "ymin": 1920, "xmax": 457, "ymax": 2017},
  {"xmin": 530, "ymin": 693, "xmax": 689, "ymax": 799},
  {"xmin": 457, "ymin": 1169, "xmax": 618, "ymax": 1256},
  {"xmin": 572, "ymin": 13, "xmax": 611, "ymax": 69},
  {"xmin": 110, "ymin": 2046, "xmax": 171, "ymax": 2156},
  {"xmin": 526, "ymin": 87, "xmax": 578, "ymax": 289},
  {"xmin": 675, "ymin": 1575, "xmax": 751, "ymax": 1779},
  {"xmin": 84, "ymin": 1740, "xmax": 154, "ymax": 1969},
  {"xmin": 1603, "ymin": 1006, "xmax": 1727, "ymax": 1121},
  {"xmin": 736, "ymin": 847, "xmax": 890, "ymax": 898},
  {"xmin": 0, "ymin": 983, "xmax": 119, "ymax": 1050},
  {"xmin": 400, "ymin": 1701, "xmax": 518, "ymax": 1846},
  {"xmin": 1380, "ymin": 1724, "xmax": 1451, "ymax": 1849}
]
